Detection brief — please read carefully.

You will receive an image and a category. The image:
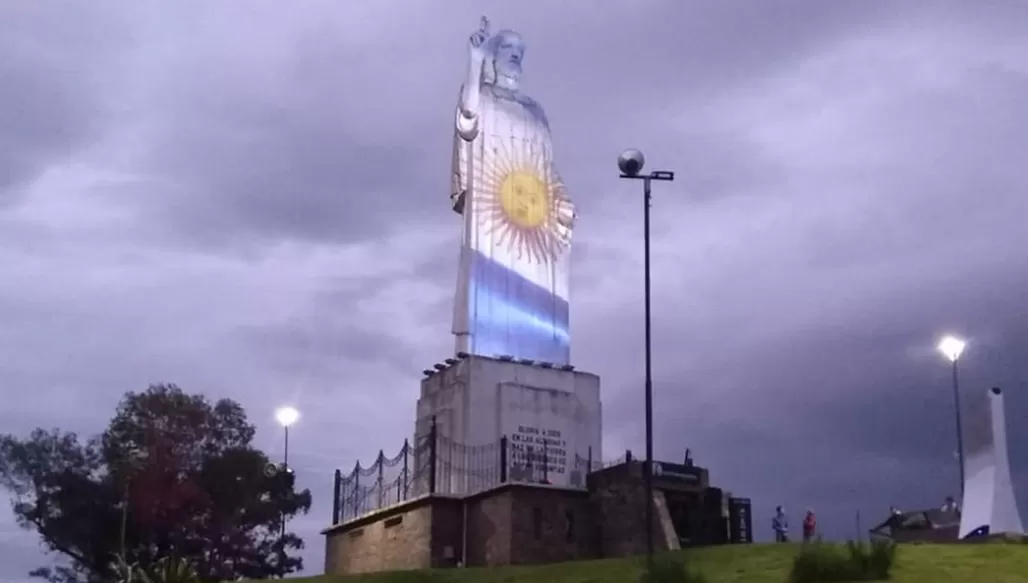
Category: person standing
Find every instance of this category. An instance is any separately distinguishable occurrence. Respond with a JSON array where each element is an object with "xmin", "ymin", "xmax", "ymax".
[
  {"xmin": 803, "ymin": 508, "xmax": 817, "ymax": 543},
  {"xmin": 941, "ymin": 496, "xmax": 960, "ymax": 515},
  {"xmin": 773, "ymin": 506, "xmax": 789, "ymax": 542}
]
